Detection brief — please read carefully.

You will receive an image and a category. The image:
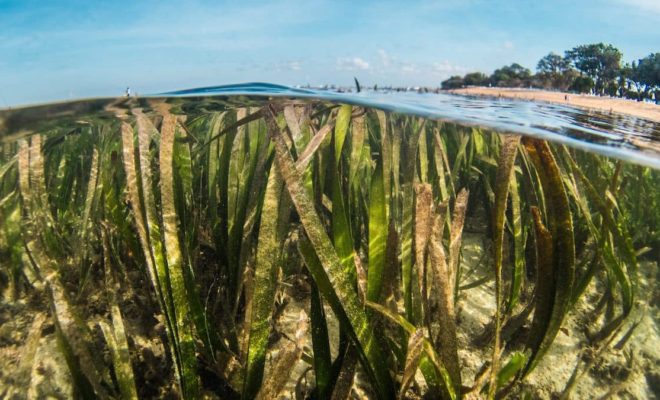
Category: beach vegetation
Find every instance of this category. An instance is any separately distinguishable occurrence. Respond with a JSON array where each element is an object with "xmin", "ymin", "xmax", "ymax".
[{"xmin": 442, "ymin": 43, "xmax": 659, "ymax": 102}]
